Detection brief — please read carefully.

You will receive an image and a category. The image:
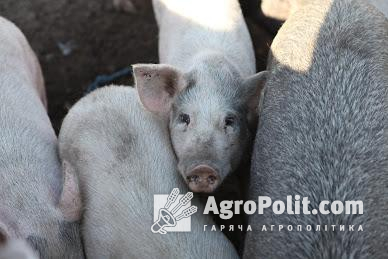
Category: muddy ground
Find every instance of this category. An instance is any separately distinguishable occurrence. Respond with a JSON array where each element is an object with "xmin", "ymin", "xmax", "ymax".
[{"xmin": 0, "ymin": 0, "xmax": 277, "ymax": 133}]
